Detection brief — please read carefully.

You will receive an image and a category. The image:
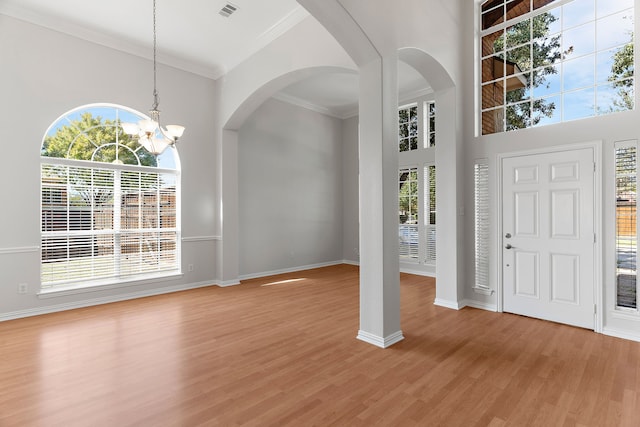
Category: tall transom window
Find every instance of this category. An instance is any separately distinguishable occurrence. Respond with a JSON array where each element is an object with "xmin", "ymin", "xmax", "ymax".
[
  {"xmin": 480, "ymin": 0, "xmax": 634, "ymax": 135},
  {"xmin": 398, "ymin": 100, "xmax": 437, "ymax": 266},
  {"xmin": 40, "ymin": 104, "xmax": 181, "ymax": 291}
]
